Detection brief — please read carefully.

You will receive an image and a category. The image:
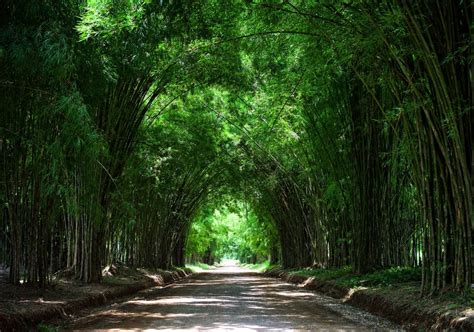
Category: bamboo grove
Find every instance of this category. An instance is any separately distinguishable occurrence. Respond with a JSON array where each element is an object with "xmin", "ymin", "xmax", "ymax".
[{"xmin": 0, "ymin": 1, "xmax": 472, "ymax": 294}]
